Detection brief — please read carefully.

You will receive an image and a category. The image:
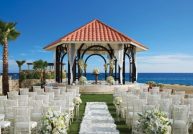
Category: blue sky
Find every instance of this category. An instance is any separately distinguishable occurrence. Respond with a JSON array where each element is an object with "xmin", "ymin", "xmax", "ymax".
[{"xmin": 0, "ymin": 0, "xmax": 193, "ymax": 73}]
